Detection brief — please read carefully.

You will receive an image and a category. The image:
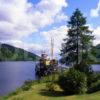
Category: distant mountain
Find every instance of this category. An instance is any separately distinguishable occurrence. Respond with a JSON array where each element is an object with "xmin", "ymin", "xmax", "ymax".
[
  {"xmin": 0, "ymin": 43, "xmax": 40, "ymax": 61},
  {"xmin": 95, "ymin": 44, "xmax": 100, "ymax": 63}
]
